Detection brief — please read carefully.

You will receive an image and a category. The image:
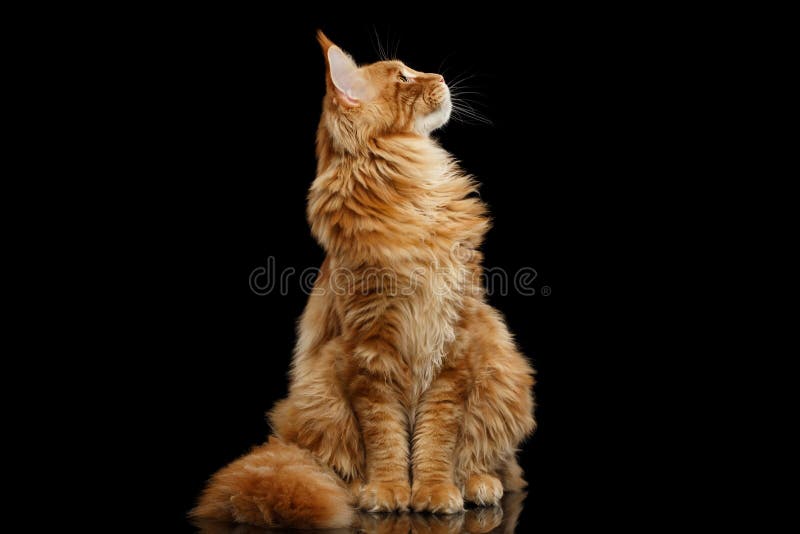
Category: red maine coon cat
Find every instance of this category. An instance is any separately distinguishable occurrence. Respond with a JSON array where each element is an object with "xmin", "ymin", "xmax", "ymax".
[{"xmin": 191, "ymin": 31, "xmax": 536, "ymax": 529}]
